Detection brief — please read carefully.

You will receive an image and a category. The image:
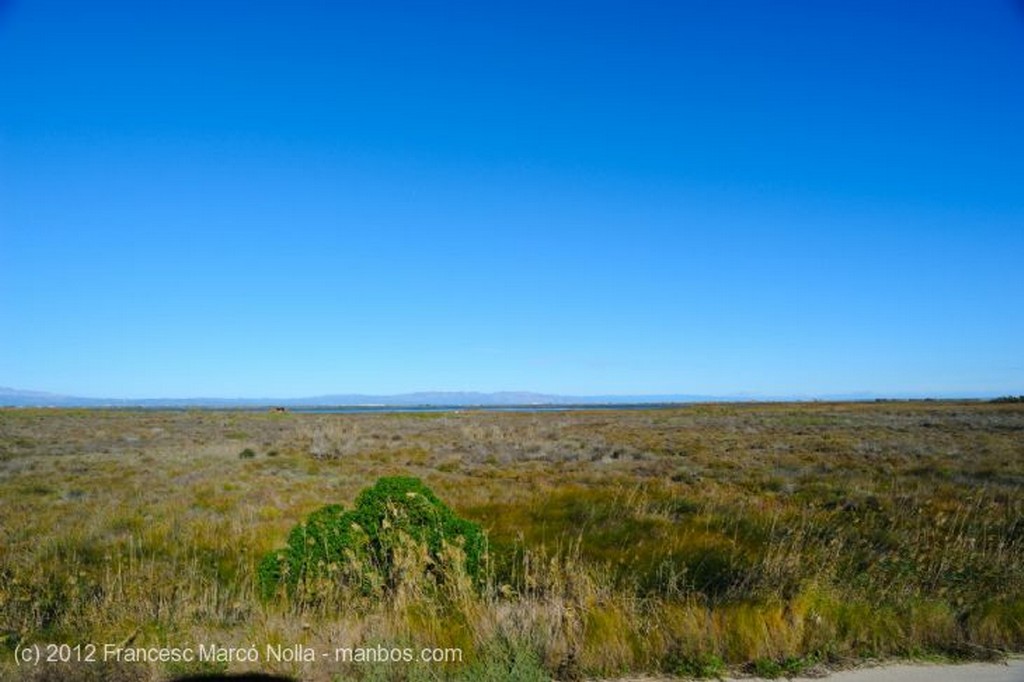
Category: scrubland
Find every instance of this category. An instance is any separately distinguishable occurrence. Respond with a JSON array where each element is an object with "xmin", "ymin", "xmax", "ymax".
[{"xmin": 1, "ymin": 402, "xmax": 1022, "ymax": 680}]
